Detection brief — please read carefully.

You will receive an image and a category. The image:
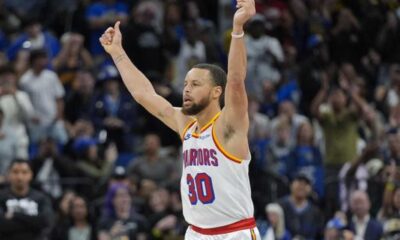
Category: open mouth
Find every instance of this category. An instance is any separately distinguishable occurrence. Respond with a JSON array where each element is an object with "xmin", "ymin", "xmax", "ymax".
[{"xmin": 183, "ymin": 96, "xmax": 192, "ymax": 104}]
